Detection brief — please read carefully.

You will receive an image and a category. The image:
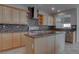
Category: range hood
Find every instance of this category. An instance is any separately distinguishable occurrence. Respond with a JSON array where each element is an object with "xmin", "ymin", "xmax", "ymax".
[
  {"xmin": 27, "ymin": 7, "xmax": 39, "ymax": 26},
  {"xmin": 27, "ymin": 7, "xmax": 38, "ymax": 19}
]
